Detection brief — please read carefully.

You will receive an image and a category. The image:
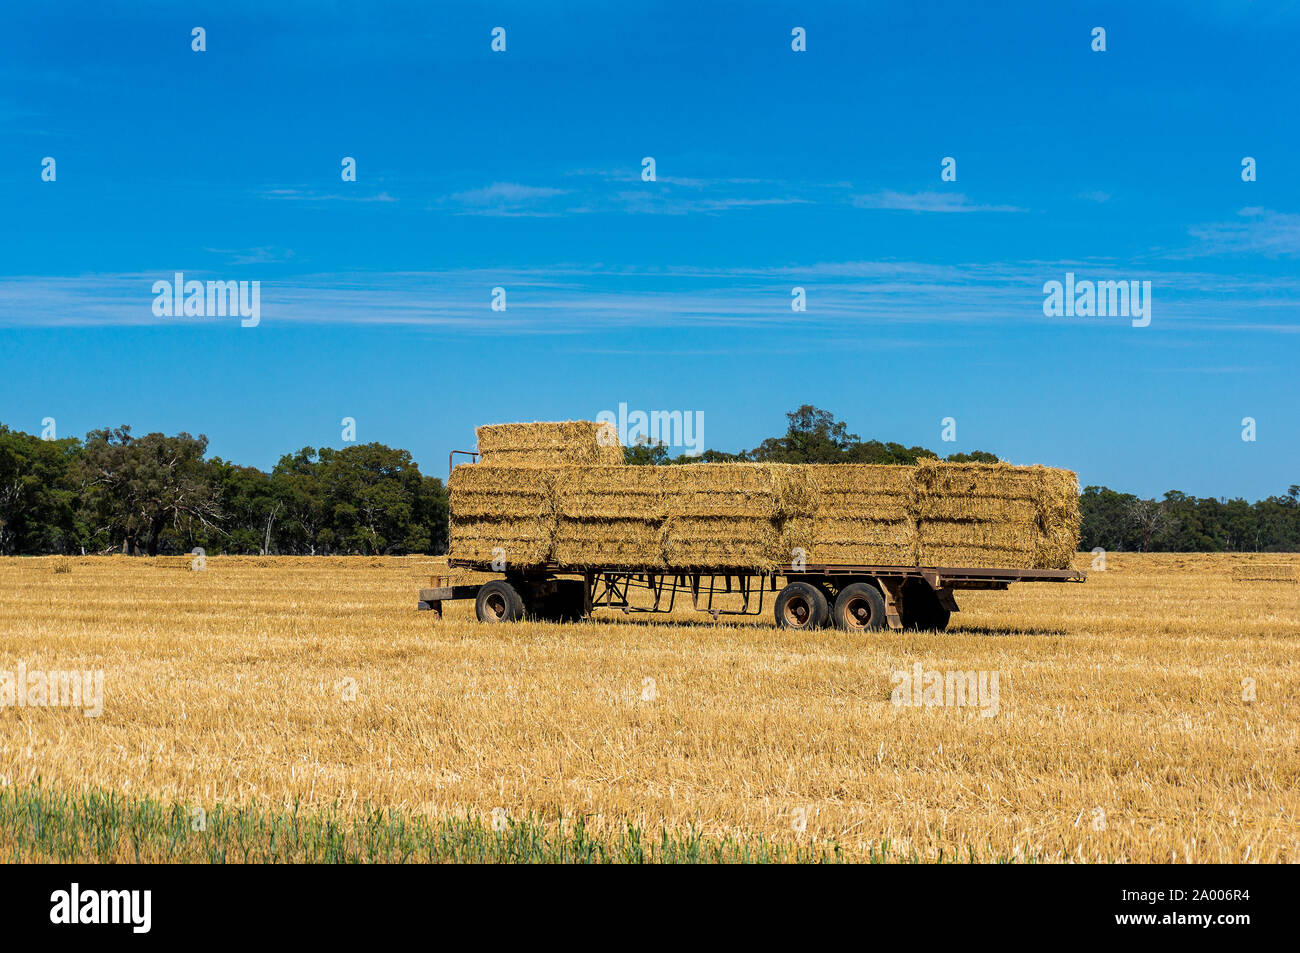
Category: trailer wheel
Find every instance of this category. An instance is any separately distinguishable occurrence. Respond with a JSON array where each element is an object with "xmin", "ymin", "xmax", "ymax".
[
  {"xmin": 923, "ymin": 604, "xmax": 952, "ymax": 632},
  {"xmin": 775, "ymin": 582, "xmax": 828, "ymax": 630},
  {"xmin": 831, "ymin": 582, "xmax": 887, "ymax": 632},
  {"xmin": 534, "ymin": 579, "xmax": 587, "ymax": 622},
  {"xmin": 476, "ymin": 580, "xmax": 525, "ymax": 623},
  {"xmin": 900, "ymin": 580, "xmax": 952, "ymax": 632}
]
